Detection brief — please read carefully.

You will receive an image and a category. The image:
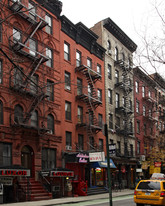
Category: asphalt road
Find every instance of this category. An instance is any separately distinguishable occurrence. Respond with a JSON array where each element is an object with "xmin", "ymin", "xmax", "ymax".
[{"xmin": 57, "ymin": 195, "xmax": 136, "ymax": 206}]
